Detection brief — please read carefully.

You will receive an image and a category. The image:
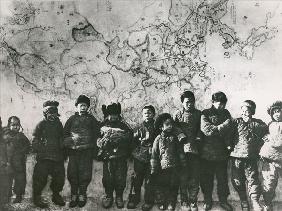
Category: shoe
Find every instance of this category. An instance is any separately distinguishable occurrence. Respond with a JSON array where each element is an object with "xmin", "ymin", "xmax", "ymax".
[
  {"xmin": 34, "ymin": 196, "xmax": 49, "ymax": 208},
  {"xmin": 127, "ymin": 194, "xmax": 140, "ymax": 209},
  {"xmin": 158, "ymin": 204, "xmax": 166, "ymax": 210},
  {"xmin": 190, "ymin": 202, "xmax": 198, "ymax": 211},
  {"xmin": 78, "ymin": 195, "xmax": 87, "ymax": 208},
  {"xmin": 203, "ymin": 202, "xmax": 212, "ymax": 211},
  {"xmin": 116, "ymin": 196, "xmax": 124, "ymax": 209},
  {"xmin": 251, "ymin": 195, "xmax": 262, "ymax": 211},
  {"xmin": 142, "ymin": 203, "xmax": 153, "ymax": 211},
  {"xmin": 167, "ymin": 203, "xmax": 176, "ymax": 211},
  {"xmin": 13, "ymin": 195, "xmax": 22, "ymax": 203},
  {"xmin": 102, "ymin": 195, "xmax": 113, "ymax": 209},
  {"xmin": 241, "ymin": 200, "xmax": 250, "ymax": 211},
  {"xmin": 219, "ymin": 201, "xmax": 233, "ymax": 211},
  {"xmin": 52, "ymin": 193, "xmax": 65, "ymax": 206},
  {"xmin": 181, "ymin": 201, "xmax": 191, "ymax": 211},
  {"xmin": 69, "ymin": 195, "xmax": 78, "ymax": 208}
]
